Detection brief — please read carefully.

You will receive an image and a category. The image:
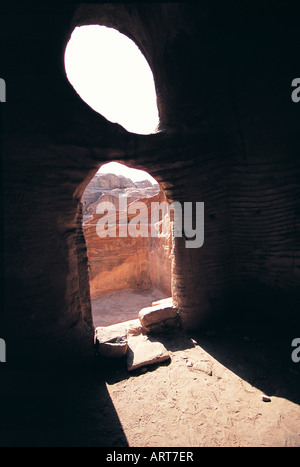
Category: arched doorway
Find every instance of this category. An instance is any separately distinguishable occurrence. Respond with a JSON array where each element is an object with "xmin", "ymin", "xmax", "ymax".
[{"xmin": 82, "ymin": 161, "xmax": 173, "ymax": 327}]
